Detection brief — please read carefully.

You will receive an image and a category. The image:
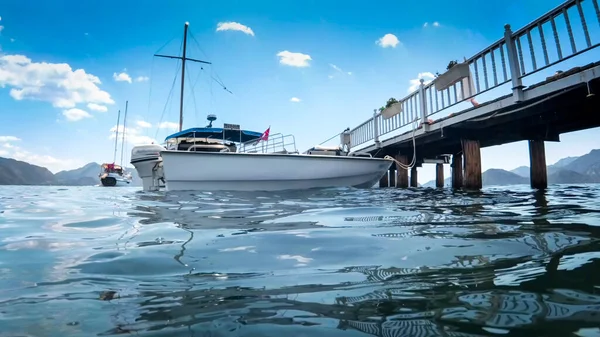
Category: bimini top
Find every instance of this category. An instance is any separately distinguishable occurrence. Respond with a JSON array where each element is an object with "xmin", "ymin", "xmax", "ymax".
[{"xmin": 164, "ymin": 127, "xmax": 263, "ymax": 143}]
